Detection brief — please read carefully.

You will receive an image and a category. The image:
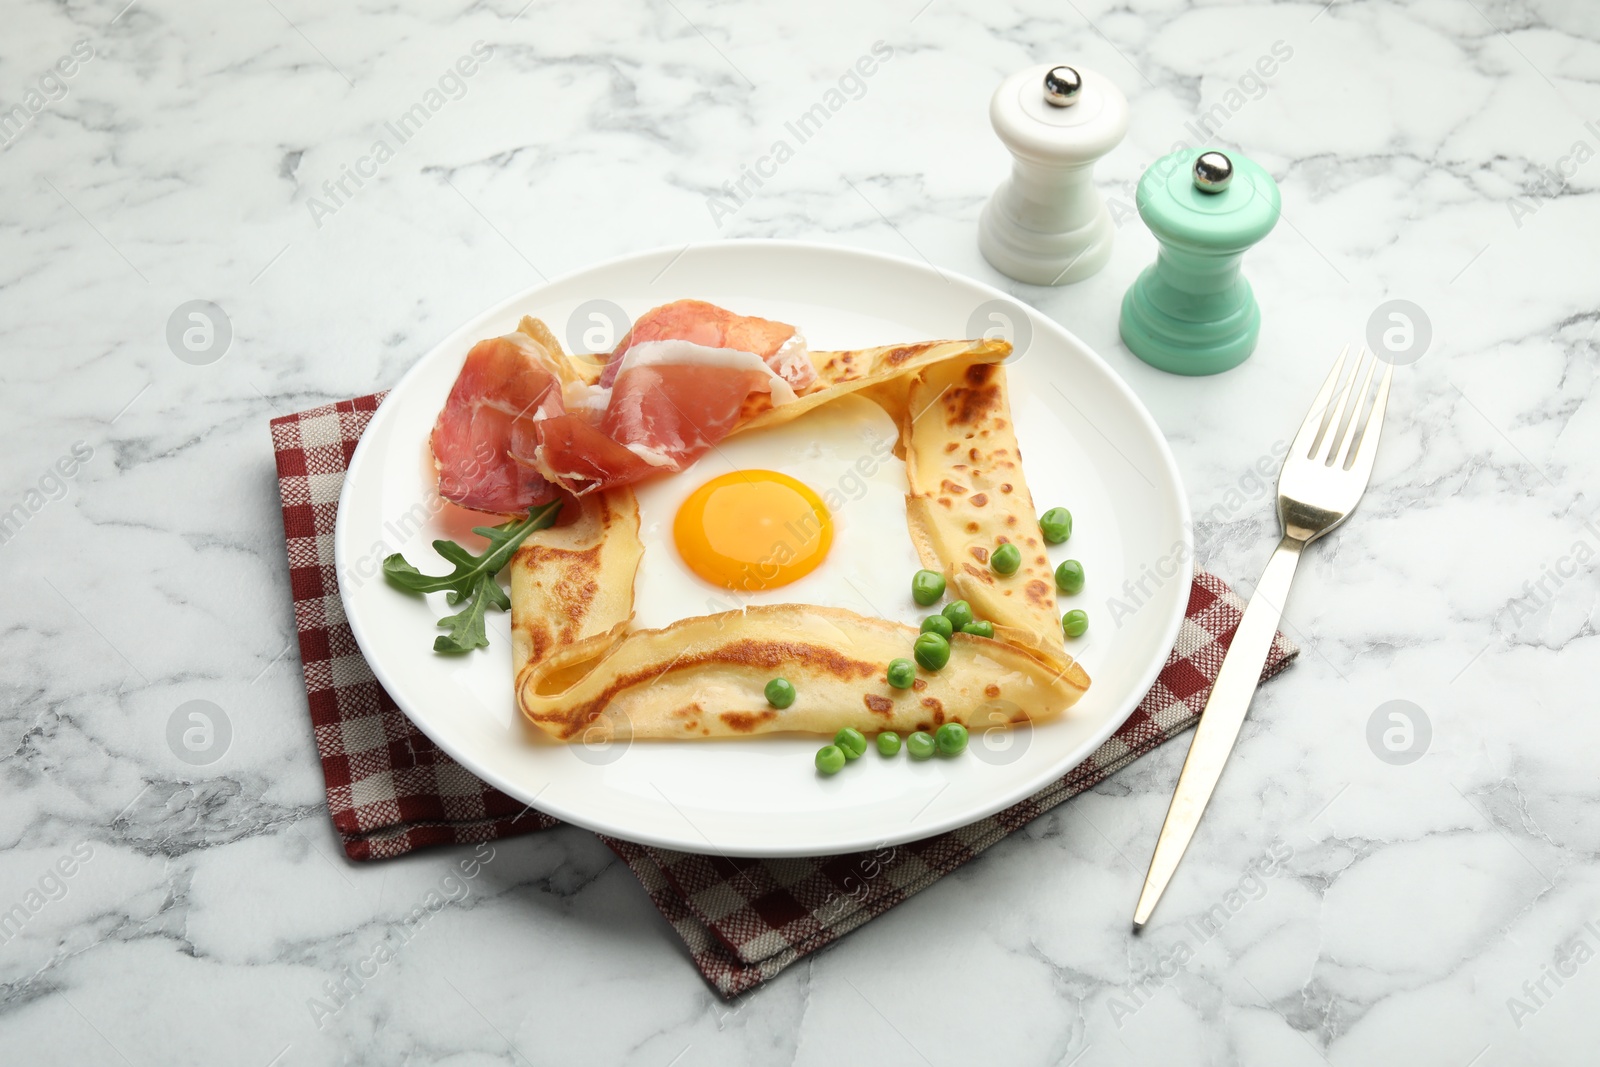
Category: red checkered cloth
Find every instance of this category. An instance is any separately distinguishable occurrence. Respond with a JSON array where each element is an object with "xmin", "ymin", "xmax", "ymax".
[{"xmin": 271, "ymin": 395, "xmax": 1298, "ymax": 998}]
